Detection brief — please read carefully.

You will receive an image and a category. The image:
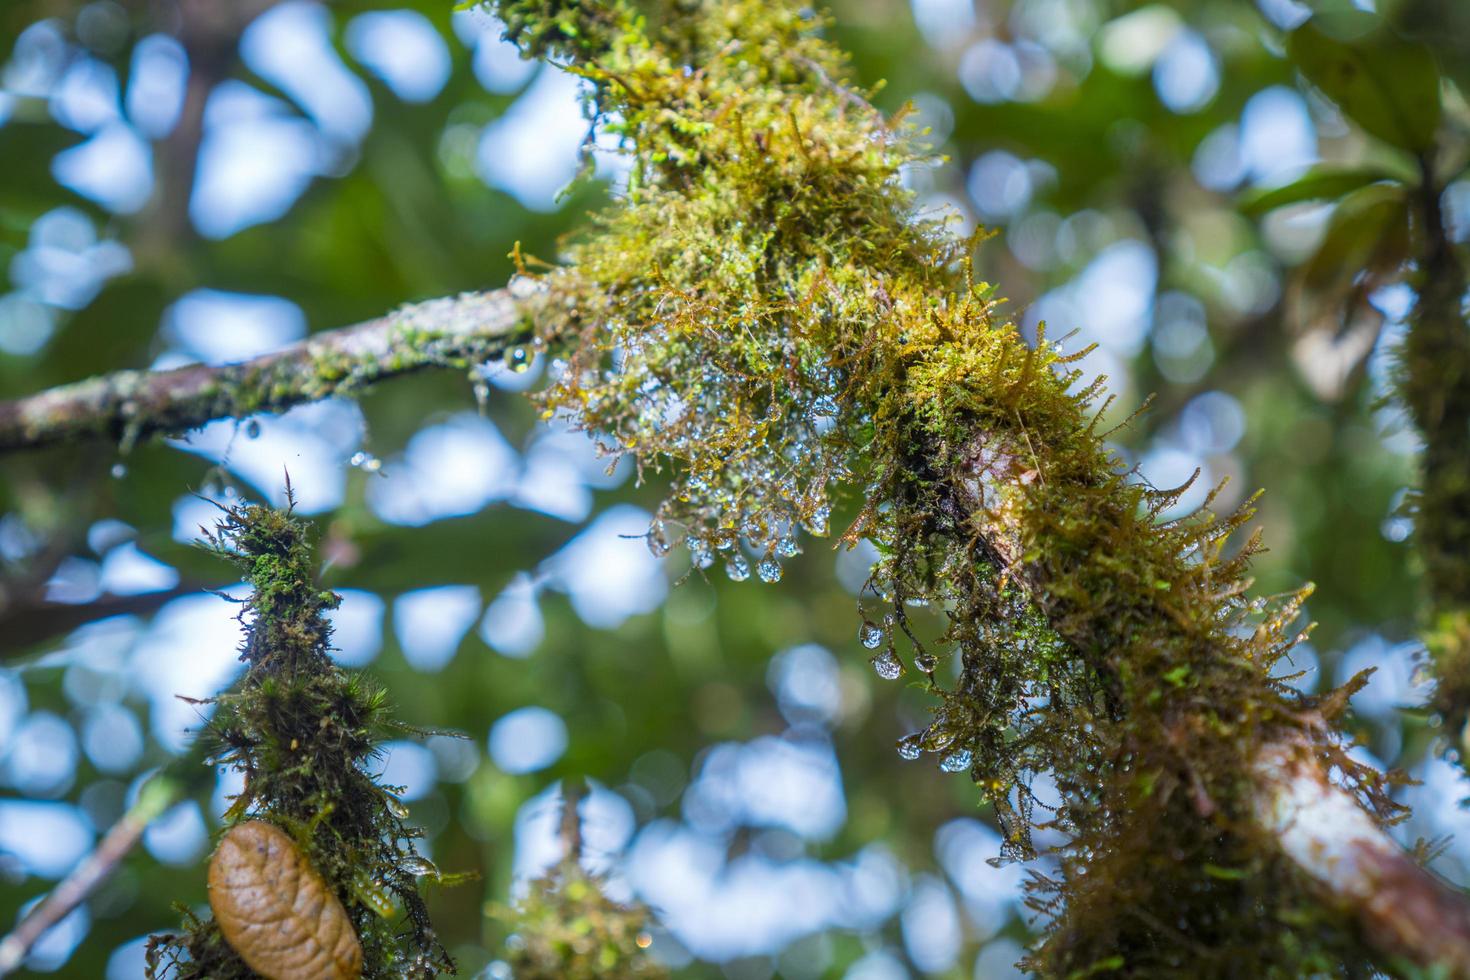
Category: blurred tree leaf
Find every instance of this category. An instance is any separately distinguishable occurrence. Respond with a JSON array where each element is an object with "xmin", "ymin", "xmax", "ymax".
[
  {"xmin": 1287, "ymin": 21, "xmax": 1442, "ymax": 153},
  {"xmin": 1300, "ymin": 182, "xmax": 1412, "ymax": 295},
  {"xmin": 1238, "ymin": 166, "xmax": 1406, "ymax": 217}
]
